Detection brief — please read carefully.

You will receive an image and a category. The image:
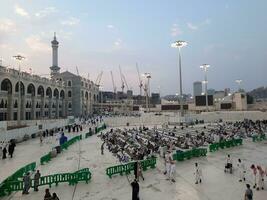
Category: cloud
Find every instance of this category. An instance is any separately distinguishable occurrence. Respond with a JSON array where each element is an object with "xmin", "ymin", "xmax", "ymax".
[
  {"xmin": 107, "ymin": 24, "xmax": 114, "ymax": 29},
  {"xmin": 14, "ymin": 4, "xmax": 29, "ymax": 17},
  {"xmin": 25, "ymin": 35, "xmax": 50, "ymax": 52},
  {"xmin": 35, "ymin": 7, "xmax": 57, "ymax": 18},
  {"xmin": 170, "ymin": 24, "xmax": 182, "ymax": 37},
  {"xmin": 61, "ymin": 17, "xmax": 80, "ymax": 26},
  {"xmin": 114, "ymin": 38, "xmax": 122, "ymax": 47},
  {"xmin": 0, "ymin": 19, "xmax": 16, "ymax": 33},
  {"xmin": 202, "ymin": 18, "xmax": 211, "ymax": 25},
  {"xmin": 187, "ymin": 18, "xmax": 211, "ymax": 31},
  {"xmin": 187, "ymin": 22, "xmax": 198, "ymax": 30}
]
